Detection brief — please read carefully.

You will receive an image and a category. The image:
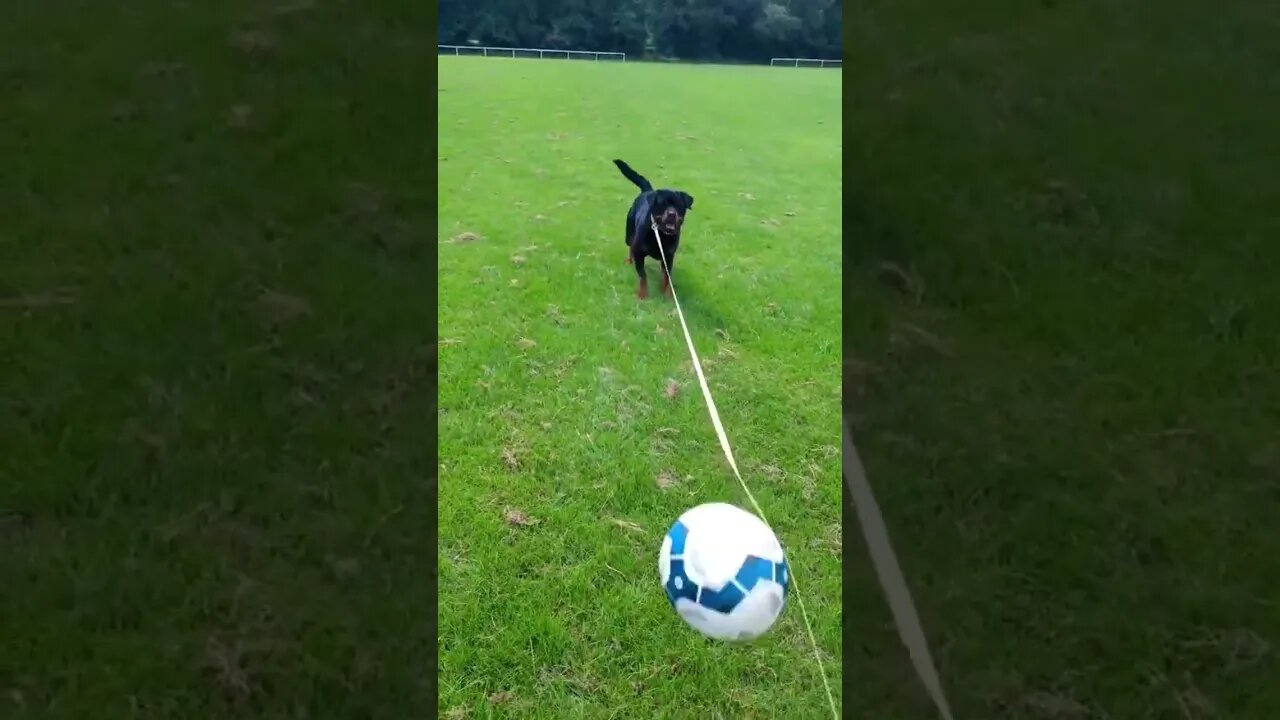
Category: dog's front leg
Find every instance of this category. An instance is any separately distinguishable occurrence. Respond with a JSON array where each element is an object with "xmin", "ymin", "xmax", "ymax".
[{"xmin": 634, "ymin": 254, "xmax": 649, "ymax": 299}]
